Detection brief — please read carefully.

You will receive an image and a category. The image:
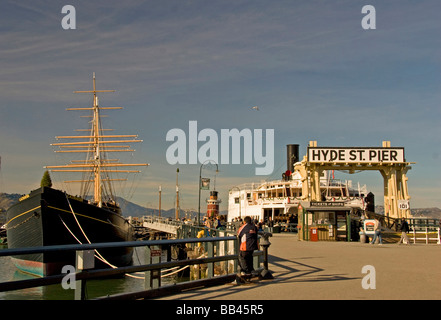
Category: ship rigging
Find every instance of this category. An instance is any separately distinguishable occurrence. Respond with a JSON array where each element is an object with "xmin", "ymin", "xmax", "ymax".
[{"xmin": 45, "ymin": 73, "xmax": 149, "ymax": 208}]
